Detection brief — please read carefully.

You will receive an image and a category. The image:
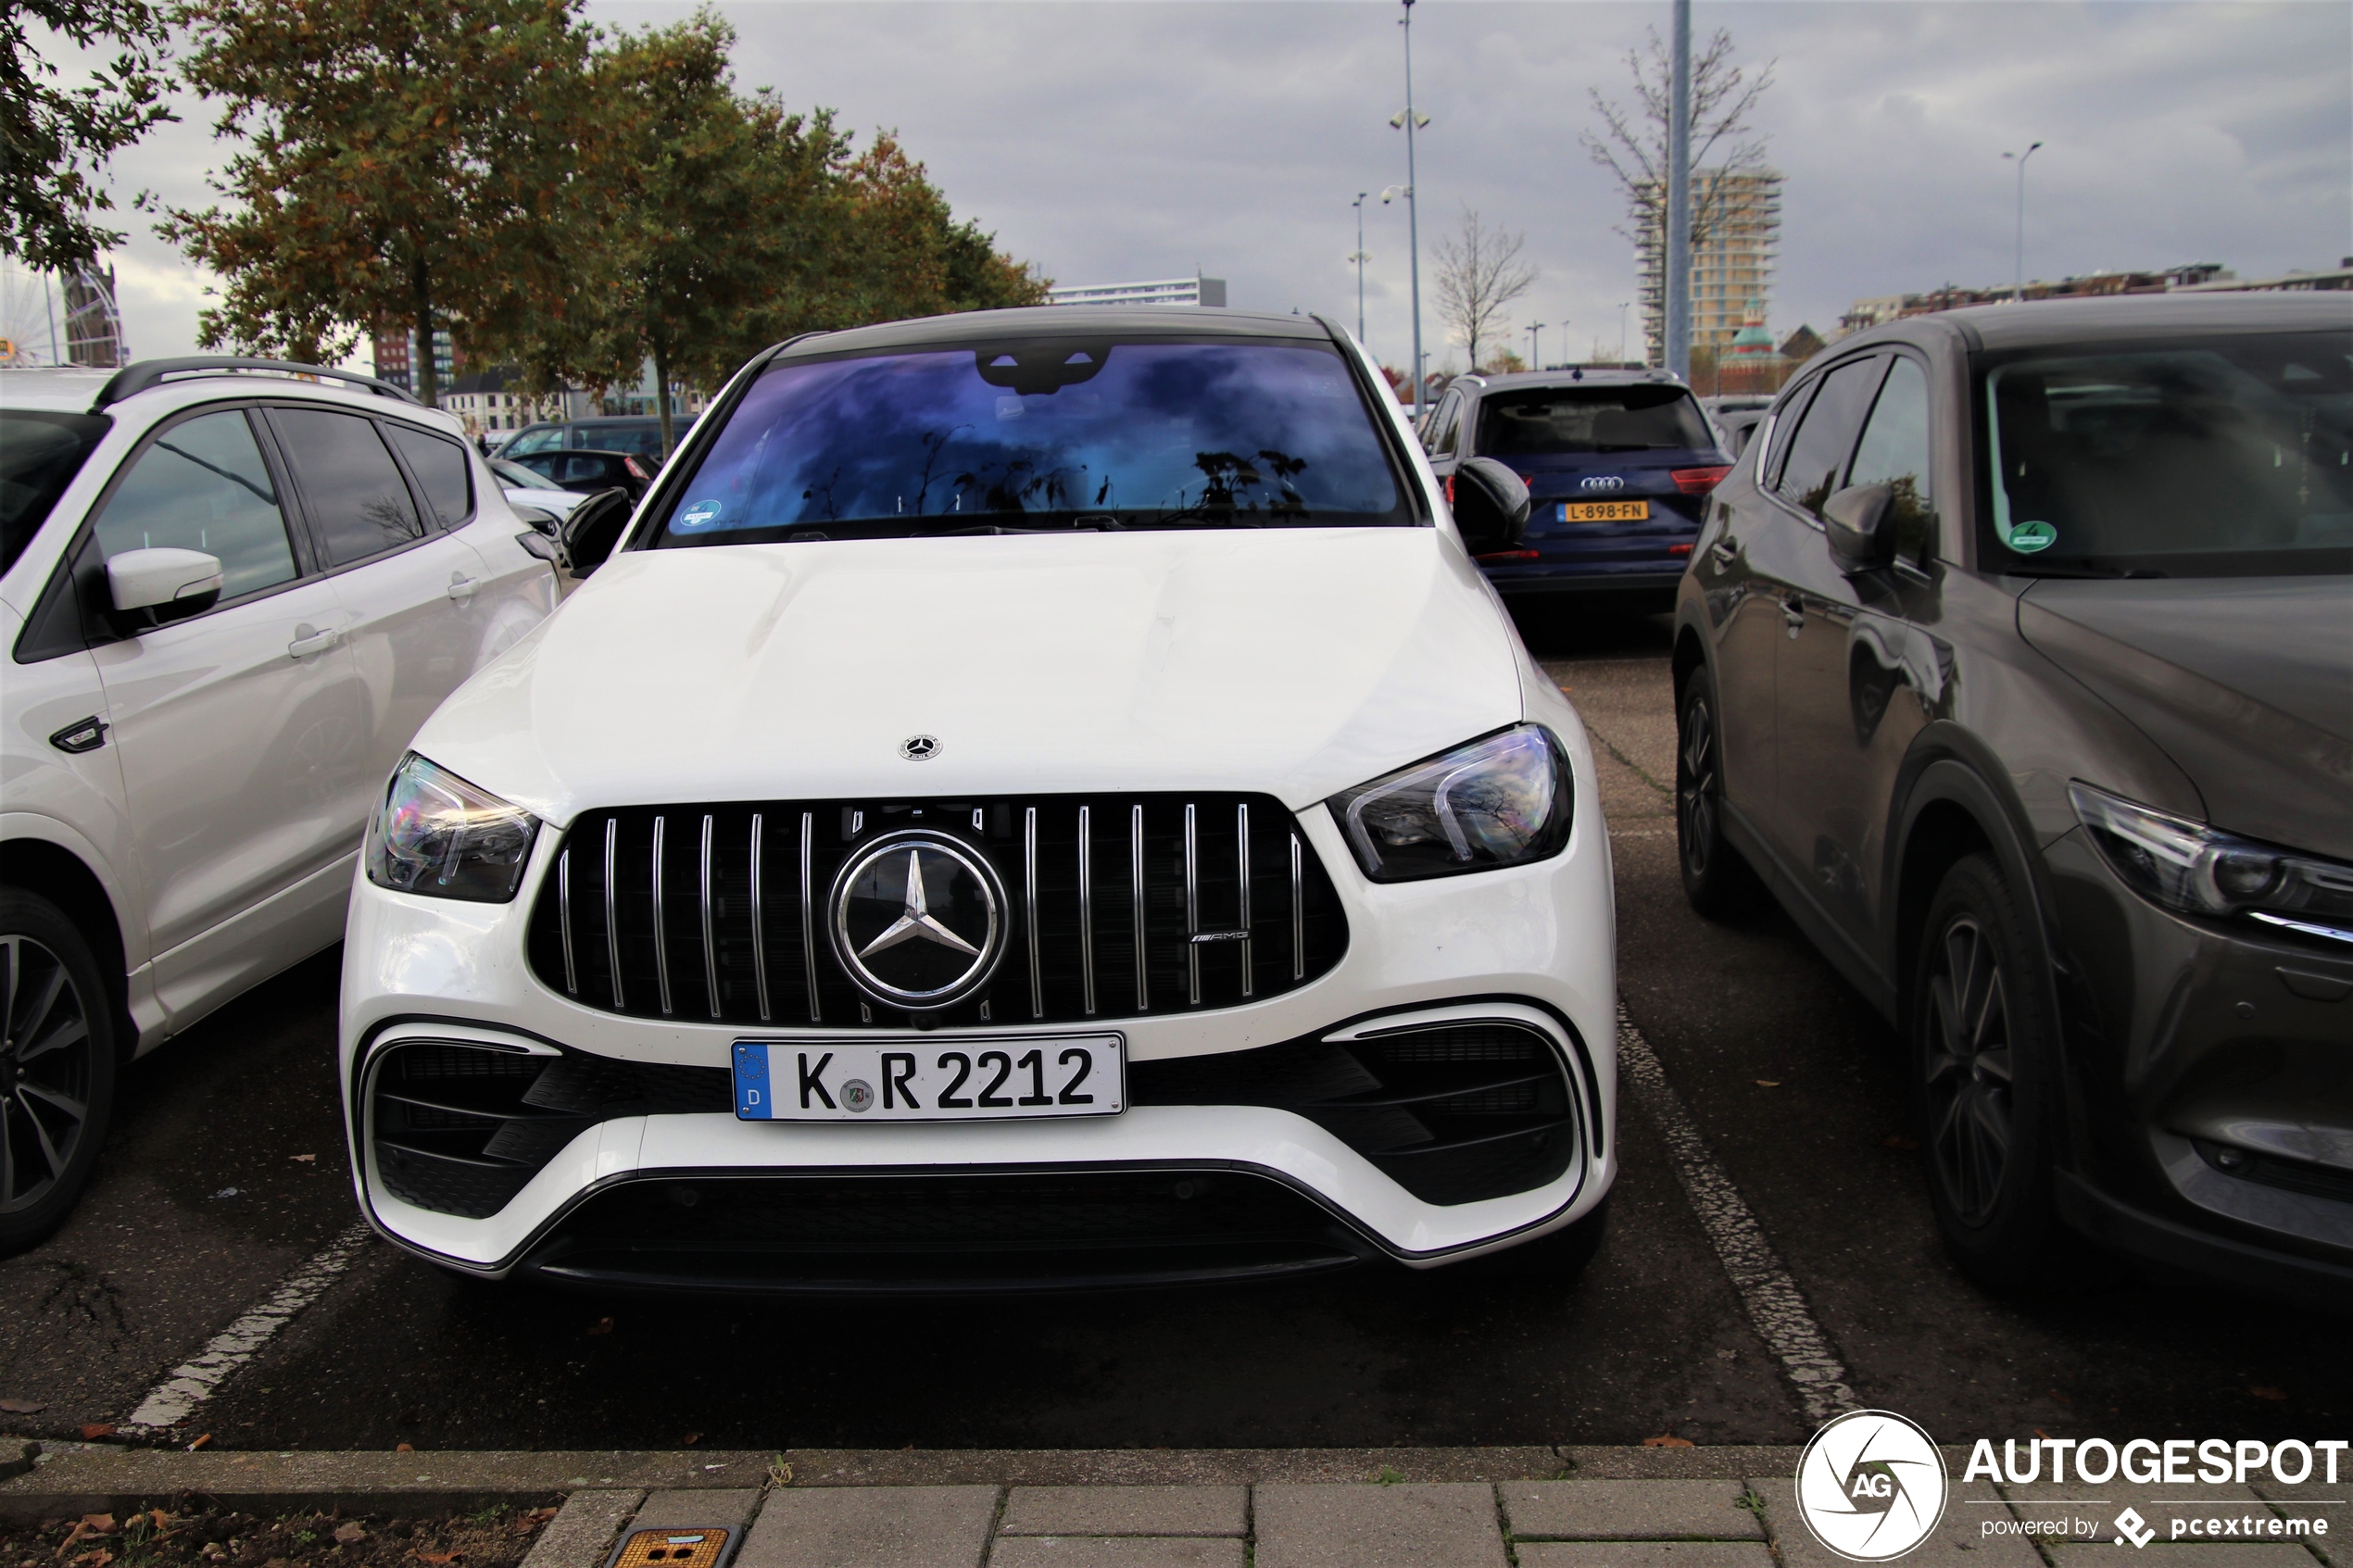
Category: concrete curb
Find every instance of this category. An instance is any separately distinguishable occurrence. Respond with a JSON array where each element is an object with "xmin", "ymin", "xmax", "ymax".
[{"xmin": 0, "ymin": 1446, "xmax": 1835, "ymax": 1518}]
